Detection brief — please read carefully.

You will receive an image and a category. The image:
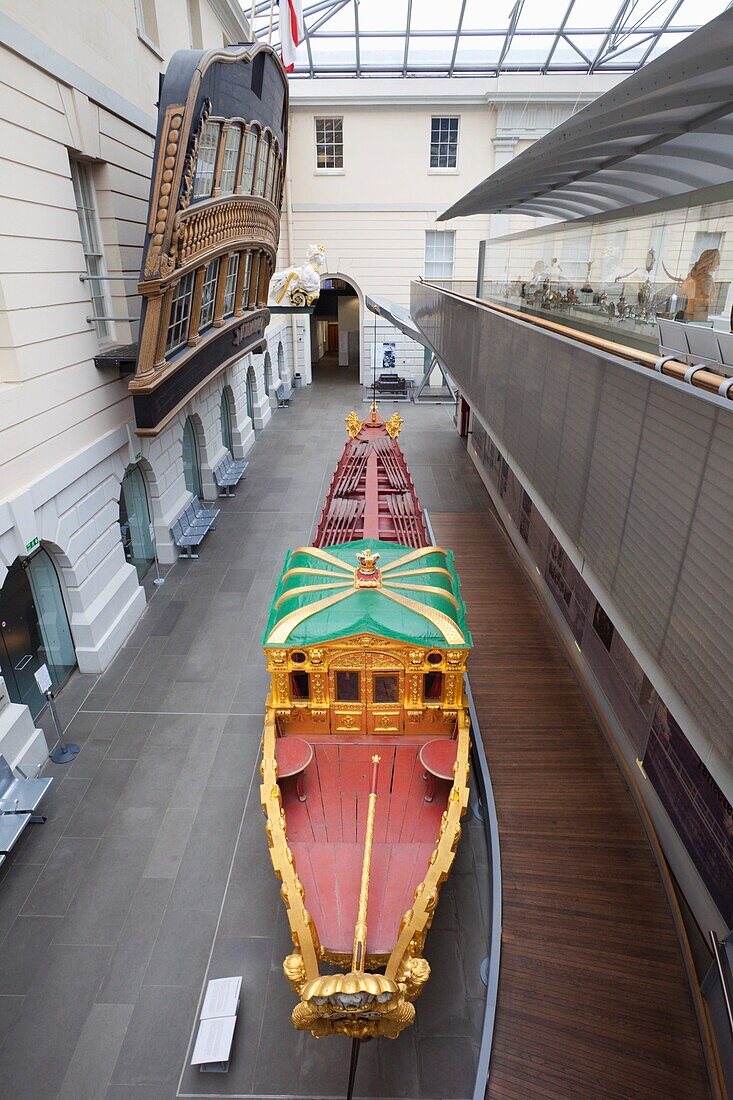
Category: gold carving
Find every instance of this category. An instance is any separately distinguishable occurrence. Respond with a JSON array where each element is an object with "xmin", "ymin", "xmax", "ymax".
[
  {"xmin": 345, "ymin": 411, "xmax": 363, "ymax": 438},
  {"xmin": 385, "ymin": 412, "xmax": 403, "ymax": 438},
  {"xmin": 143, "ymin": 104, "xmax": 185, "ymax": 279}
]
